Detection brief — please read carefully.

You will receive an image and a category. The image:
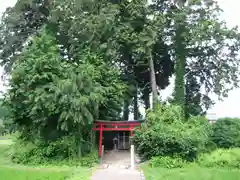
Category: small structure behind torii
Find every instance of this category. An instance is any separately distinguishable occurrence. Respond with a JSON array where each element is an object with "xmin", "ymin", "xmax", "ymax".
[{"xmin": 92, "ymin": 120, "xmax": 144, "ymax": 156}]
